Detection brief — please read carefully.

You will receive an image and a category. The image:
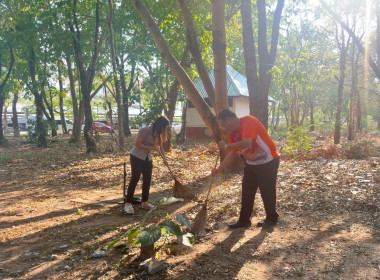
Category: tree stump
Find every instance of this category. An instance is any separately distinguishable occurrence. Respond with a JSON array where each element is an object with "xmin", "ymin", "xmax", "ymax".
[{"xmin": 140, "ymin": 244, "xmax": 155, "ymax": 260}]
